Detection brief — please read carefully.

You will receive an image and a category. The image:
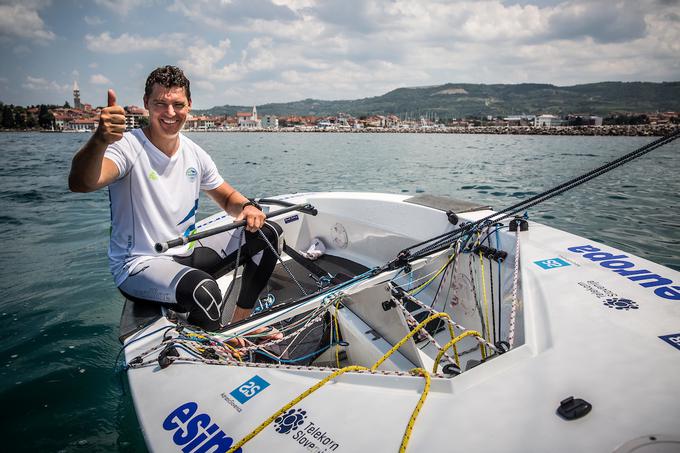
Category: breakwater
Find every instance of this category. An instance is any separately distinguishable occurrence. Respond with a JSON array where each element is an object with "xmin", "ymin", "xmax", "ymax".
[{"xmin": 228, "ymin": 124, "xmax": 679, "ymax": 136}]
